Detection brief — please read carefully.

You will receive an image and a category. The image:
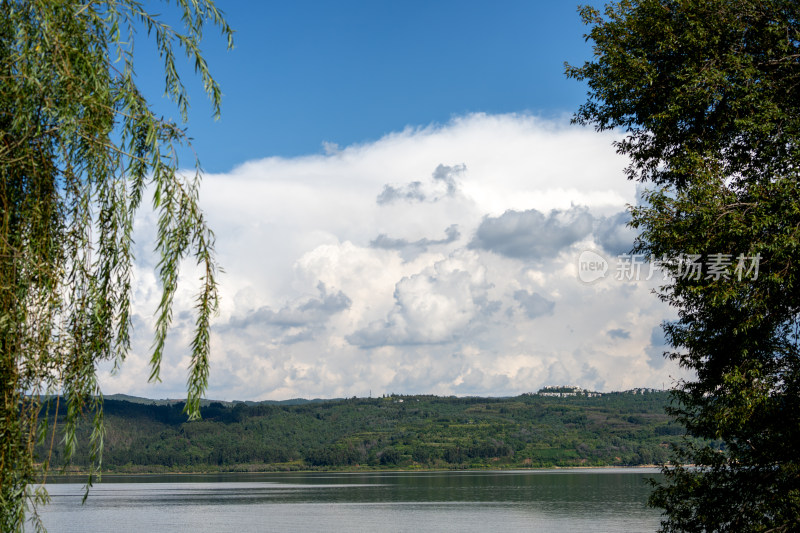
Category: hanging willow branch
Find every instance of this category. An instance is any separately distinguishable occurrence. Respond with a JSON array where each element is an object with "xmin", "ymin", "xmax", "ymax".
[{"xmin": 0, "ymin": 1, "xmax": 232, "ymax": 530}]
